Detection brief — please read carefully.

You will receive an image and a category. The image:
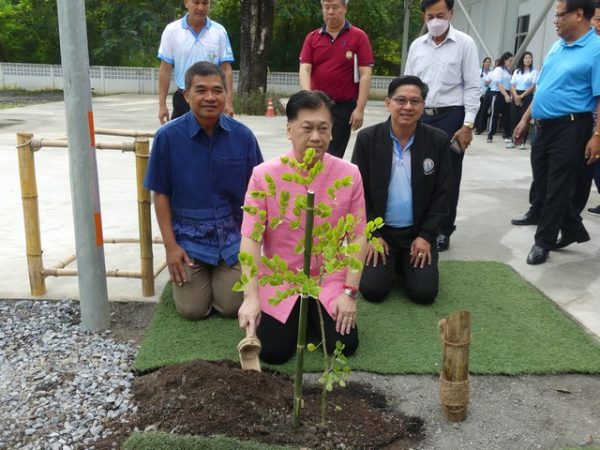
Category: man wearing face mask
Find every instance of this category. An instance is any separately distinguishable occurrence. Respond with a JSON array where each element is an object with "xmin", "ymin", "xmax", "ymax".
[{"xmin": 404, "ymin": 0, "xmax": 480, "ymax": 252}]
